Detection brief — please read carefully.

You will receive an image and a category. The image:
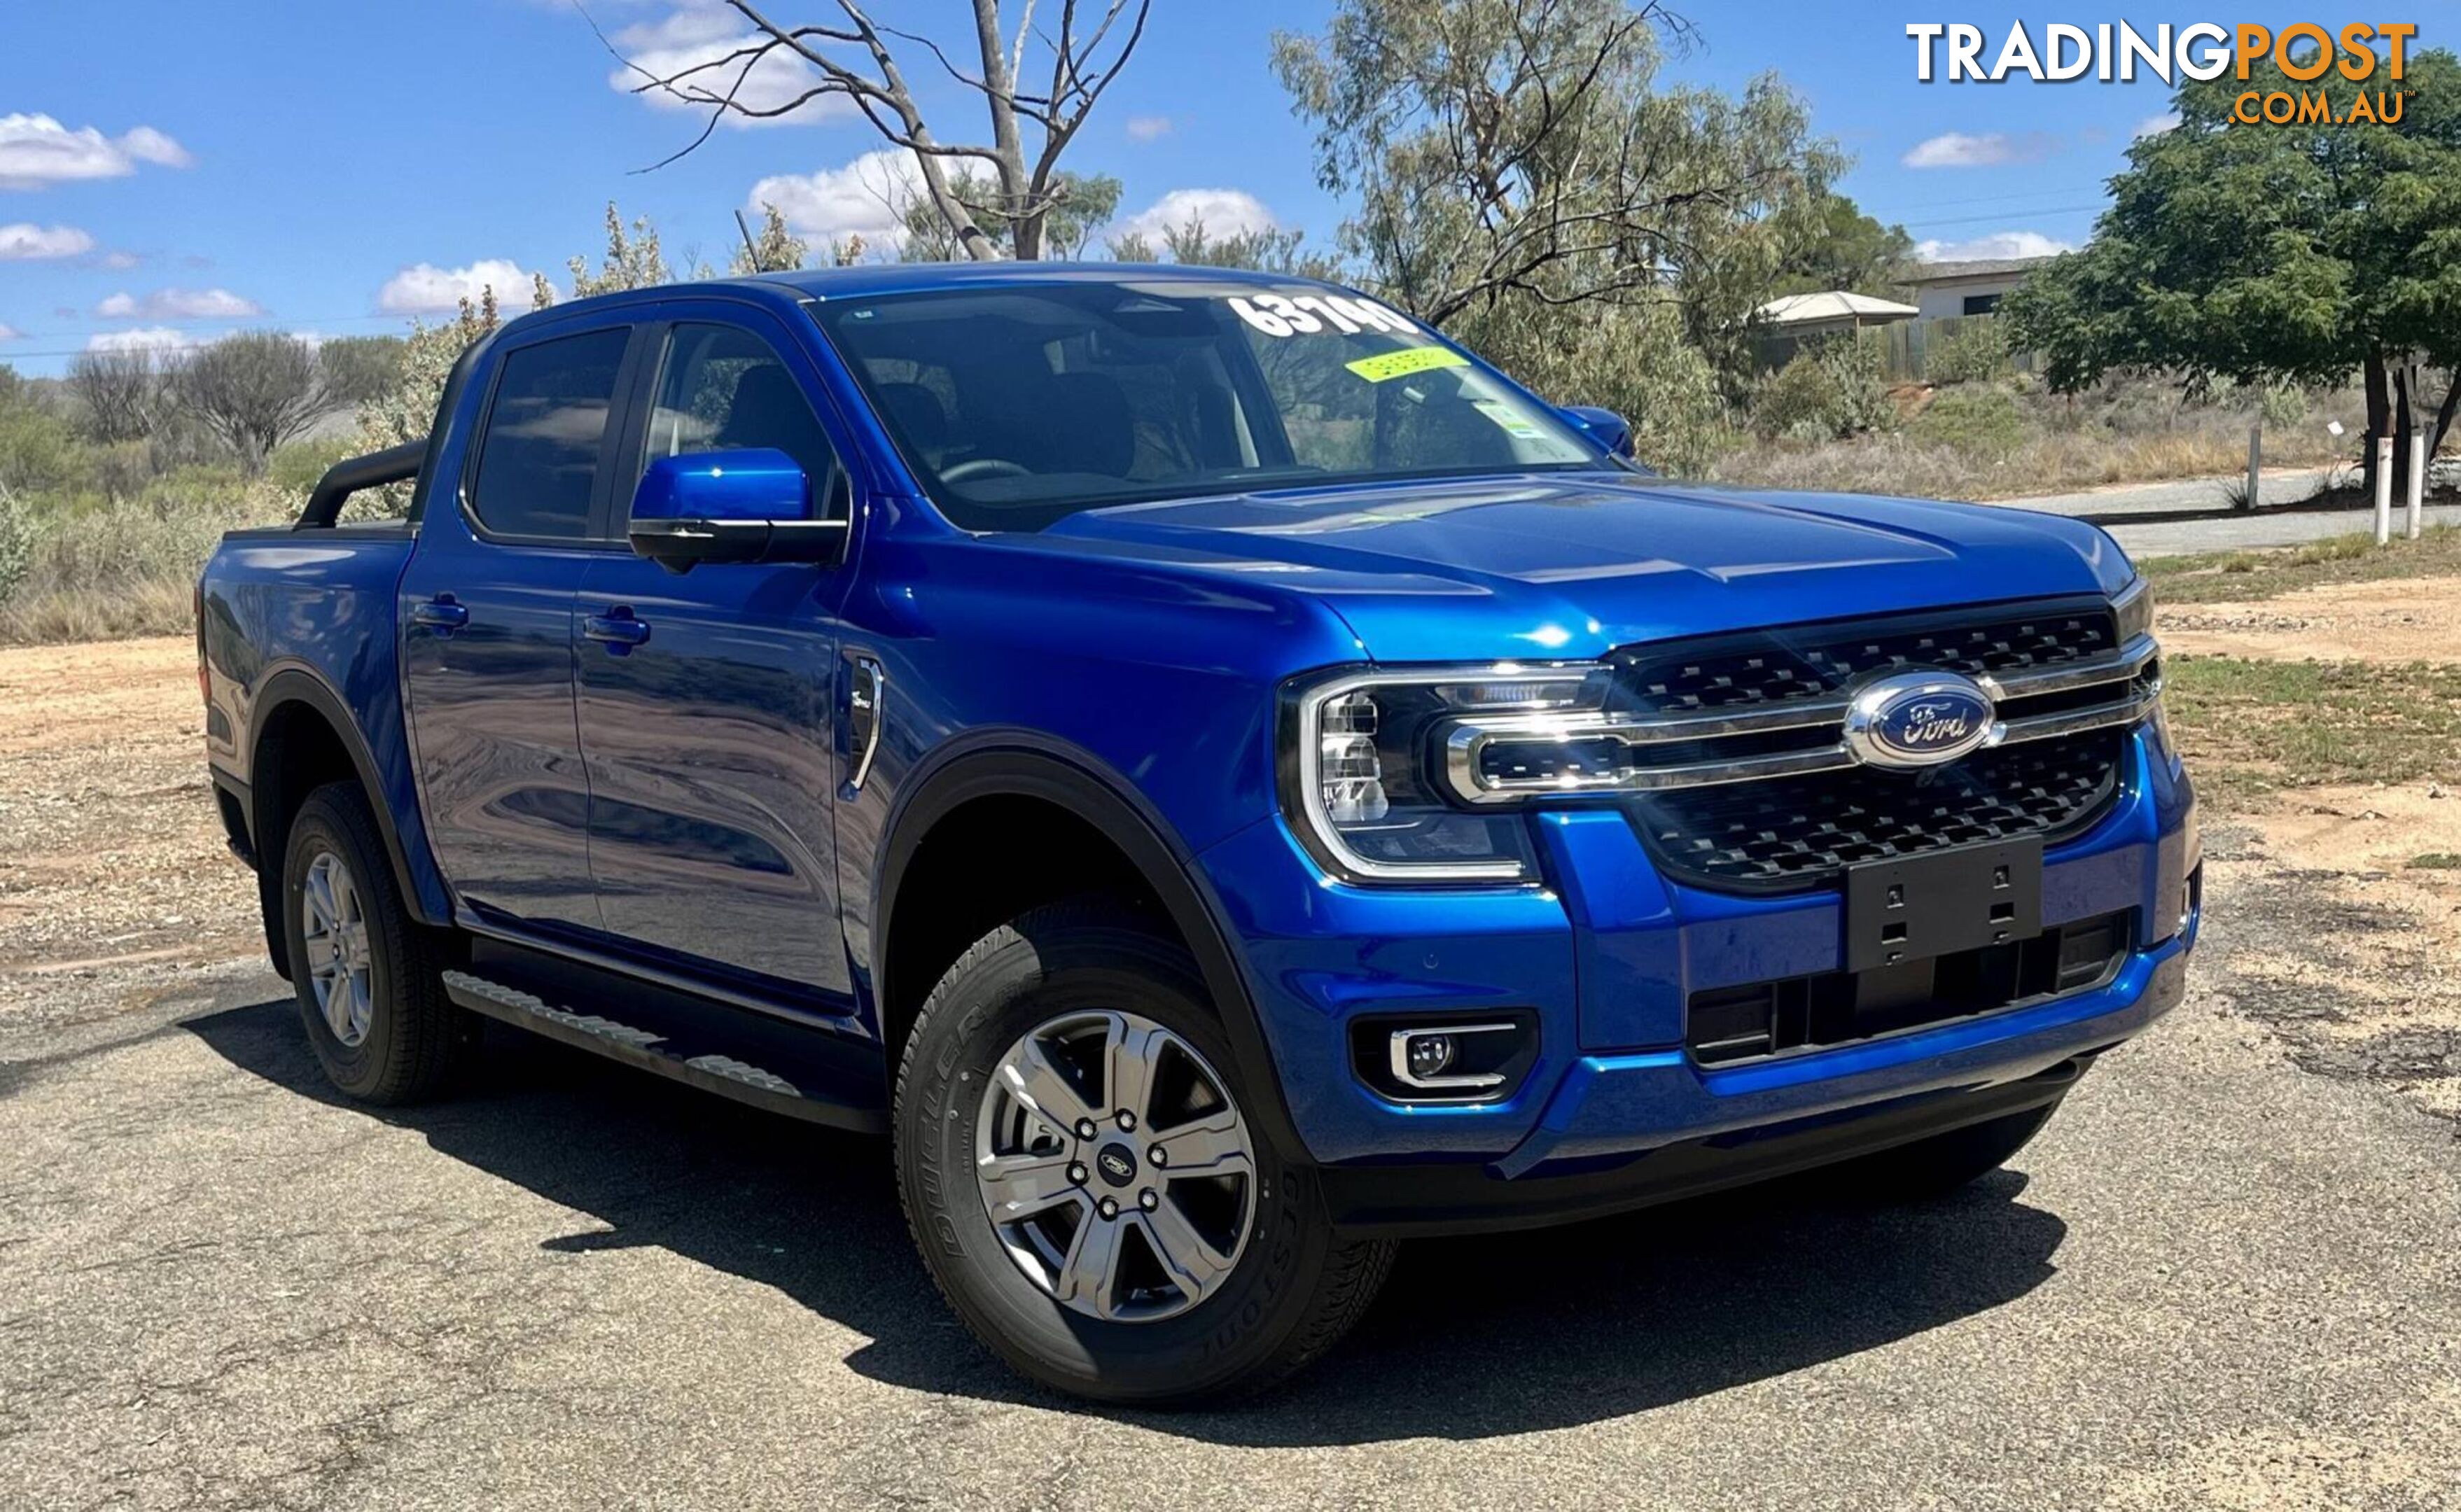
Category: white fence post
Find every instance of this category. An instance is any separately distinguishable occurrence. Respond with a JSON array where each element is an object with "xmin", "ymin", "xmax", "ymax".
[
  {"xmin": 2245, "ymin": 422, "xmax": 2262, "ymax": 510},
  {"xmin": 2376, "ymin": 435, "xmax": 2395, "ymax": 545},
  {"xmin": 2408, "ymin": 426, "xmax": 2428, "ymax": 540}
]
